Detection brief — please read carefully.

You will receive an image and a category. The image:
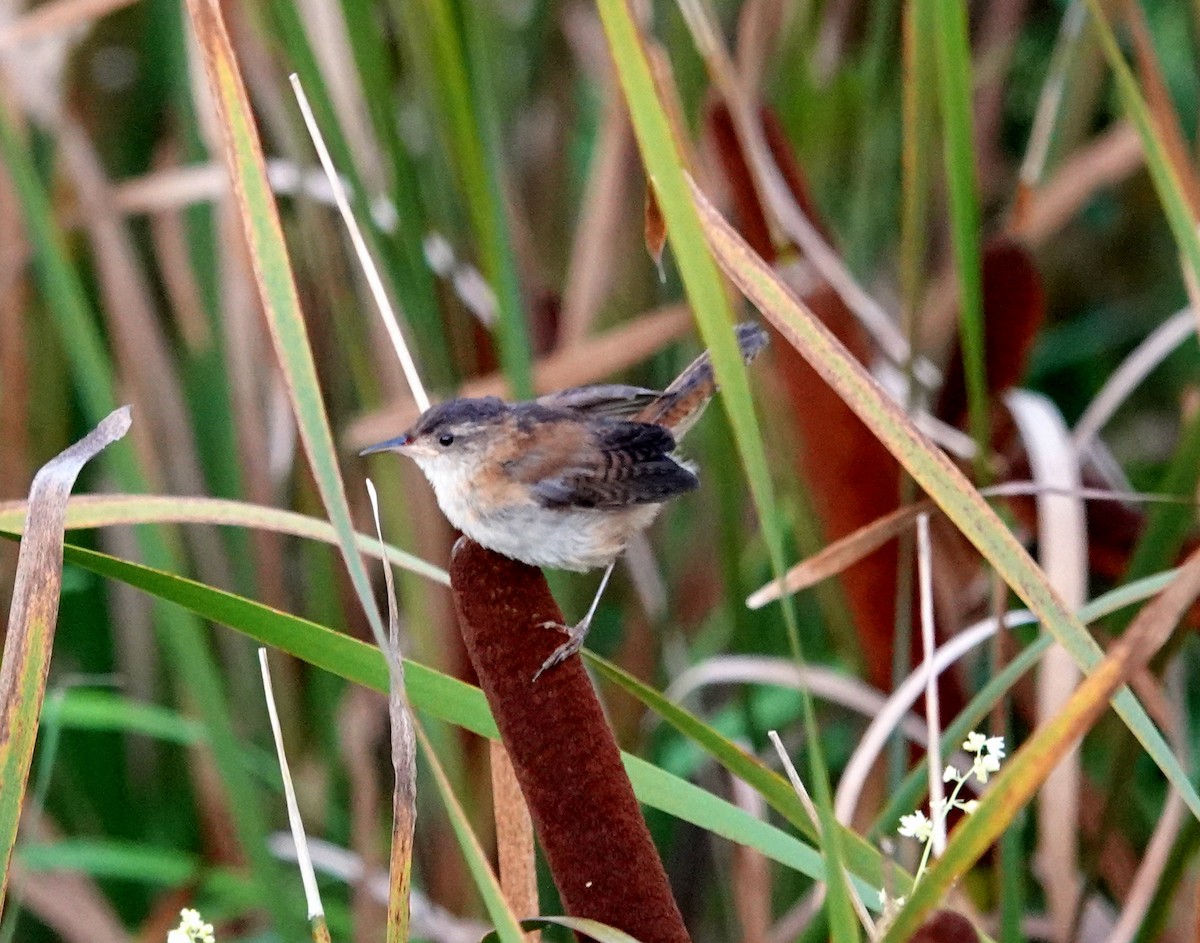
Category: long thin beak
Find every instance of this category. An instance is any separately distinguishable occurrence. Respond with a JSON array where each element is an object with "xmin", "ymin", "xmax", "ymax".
[{"xmin": 359, "ymin": 433, "xmax": 413, "ymax": 456}]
